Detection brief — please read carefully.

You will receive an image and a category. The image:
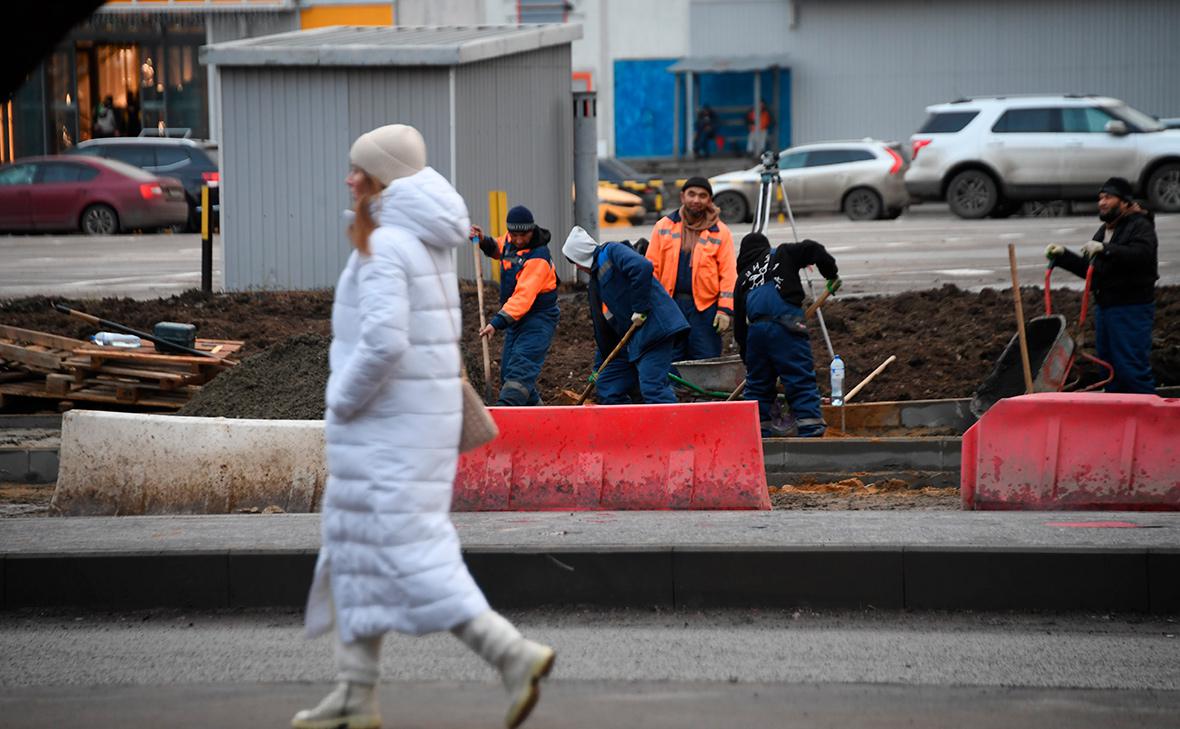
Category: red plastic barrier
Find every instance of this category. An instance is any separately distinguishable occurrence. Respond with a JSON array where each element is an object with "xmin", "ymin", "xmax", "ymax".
[
  {"xmin": 961, "ymin": 393, "xmax": 1180, "ymax": 510},
  {"xmin": 454, "ymin": 401, "xmax": 770, "ymax": 510}
]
